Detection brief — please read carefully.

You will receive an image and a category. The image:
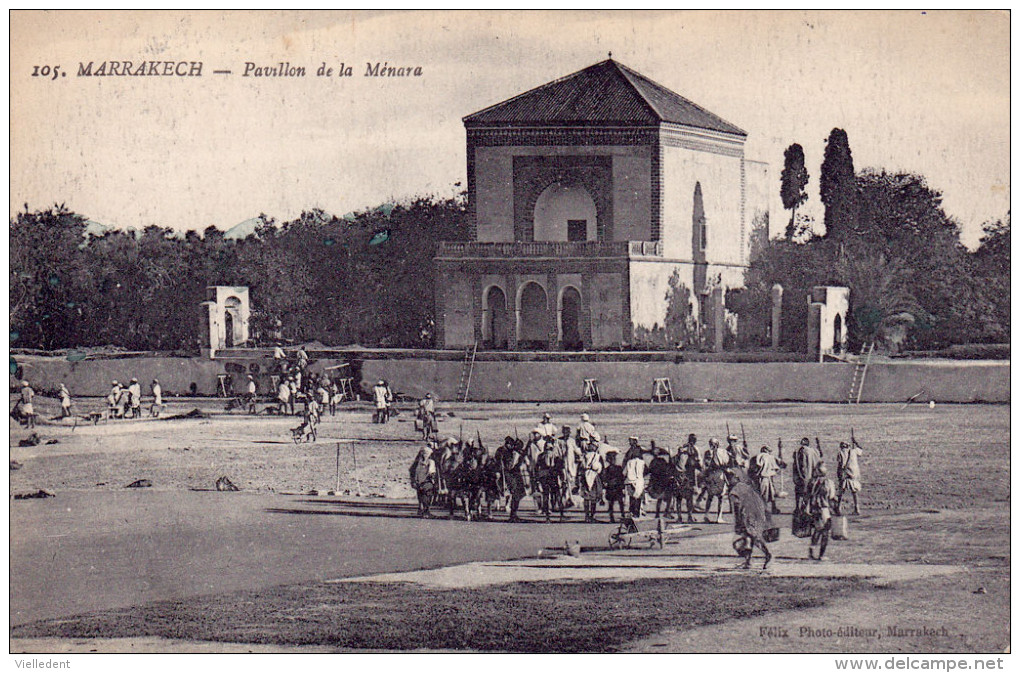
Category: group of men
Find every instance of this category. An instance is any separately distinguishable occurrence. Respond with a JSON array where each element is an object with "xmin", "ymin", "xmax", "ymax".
[
  {"xmin": 106, "ymin": 378, "xmax": 162, "ymax": 418},
  {"xmin": 266, "ymin": 346, "xmax": 344, "ymax": 420},
  {"xmin": 409, "ymin": 412, "xmax": 603, "ymax": 522},
  {"xmin": 407, "ymin": 411, "xmax": 865, "ymax": 564},
  {"xmin": 11, "ymin": 378, "xmax": 166, "ymax": 426},
  {"xmin": 788, "ymin": 435, "xmax": 864, "ymax": 562},
  {"xmin": 720, "ymin": 435, "xmax": 863, "ymax": 568},
  {"xmin": 272, "ymin": 373, "xmax": 342, "ymax": 416}
]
